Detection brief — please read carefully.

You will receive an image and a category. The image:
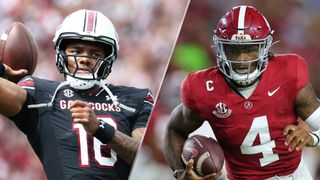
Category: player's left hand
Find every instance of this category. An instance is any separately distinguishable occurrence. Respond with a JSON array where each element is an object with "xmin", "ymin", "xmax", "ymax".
[
  {"xmin": 284, "ymin": 124, "xmax": 313, "ymax": 152},
  {"xmin": 70, "ymin": 100, "xmax": 99, "ymax": 135}
]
